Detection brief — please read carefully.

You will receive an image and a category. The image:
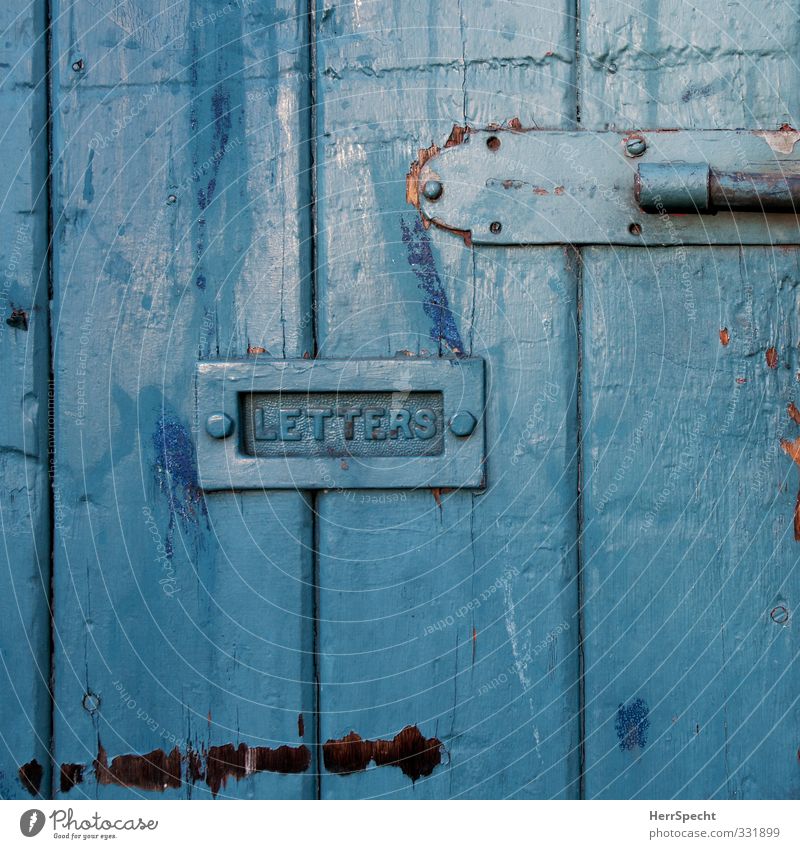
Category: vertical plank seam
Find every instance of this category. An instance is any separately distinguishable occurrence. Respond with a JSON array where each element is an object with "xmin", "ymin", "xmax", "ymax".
[
  {"xmin": 574, "ymin": 246, "xmax": 586, "ymax": 801},
  {"xmin": 307, "ymin": 0, "xmax": 322, "ymax": 801},
  {"xmin": 44, "ymin": 0, "xmax": 56, "ymax": 800},
  {"xmin": 573, "ymin": 0, "xmax": 586, "ymax": 802}
]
